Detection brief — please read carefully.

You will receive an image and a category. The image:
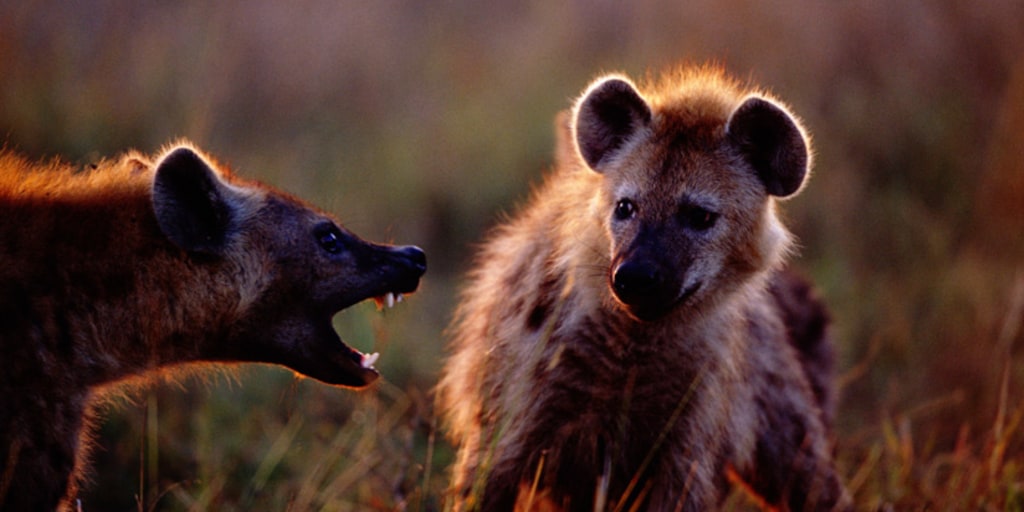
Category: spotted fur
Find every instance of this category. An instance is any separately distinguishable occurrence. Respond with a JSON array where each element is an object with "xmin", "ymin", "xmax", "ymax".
[{"xmin": 437, "ymin": 66, "xmax": 849, "ymax": 511}]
